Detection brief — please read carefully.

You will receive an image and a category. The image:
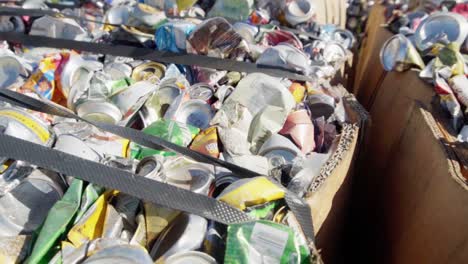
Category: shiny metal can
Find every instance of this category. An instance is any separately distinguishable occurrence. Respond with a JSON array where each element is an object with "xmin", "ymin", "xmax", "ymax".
[
  {"xmin": 83, "ymin": 244, "xmax": 153, "ymax": 264},
  {"xmin": 165, "ymin": 251, "xmax": 217, "ymax": 264},
  {"xmin": 0, "ymin": 168, "xmax": 64, "ymax": 236},
  {"xmin": 131, "ymin": 62, "xmax": 166, "ymax": 84},
  {"xmin": 150, "ymin": 213, "xmax": 208, "ymax": 261},
  {"xmin": 54, "ymin": 134, "xmax": 101, "ymax": 162},
  {"xmin": 188, "ymin": 83, "xmax": 215, "ymax": 102},
  {"xmin": 0, "ymin": 52, "xmax": 27, "ymax": 89},
  {"xmin": 258, "ymin": 134, "xmax": 303, "ymax": 163},
  {"xmin": 172, "ymin": 99, "xmax": 214, "ymax": 130},
  {"xmin": 135, "ymin": 155, "xmax": 163, "ymax": 180},
  {"xmin": 104, "ymin": 62, "xmax": 133, "ymax": 80},
  {"xmin": 75, "ymin": 99, "xmax": 123, "ymax": 124},
  {"xmin": 0, "ymin": 107, "xmax": 55, "ymax": 147},
  {"xmin": 163, "ymin": 160, "xmax": 215, "ymax": 195},
  {"xmin": 111, "ymin": 81, "xmax": 158, "ymax": 125},
  {"xmin": 139, "ymin": 83, "xmax": 182, "ymax": 127}
]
